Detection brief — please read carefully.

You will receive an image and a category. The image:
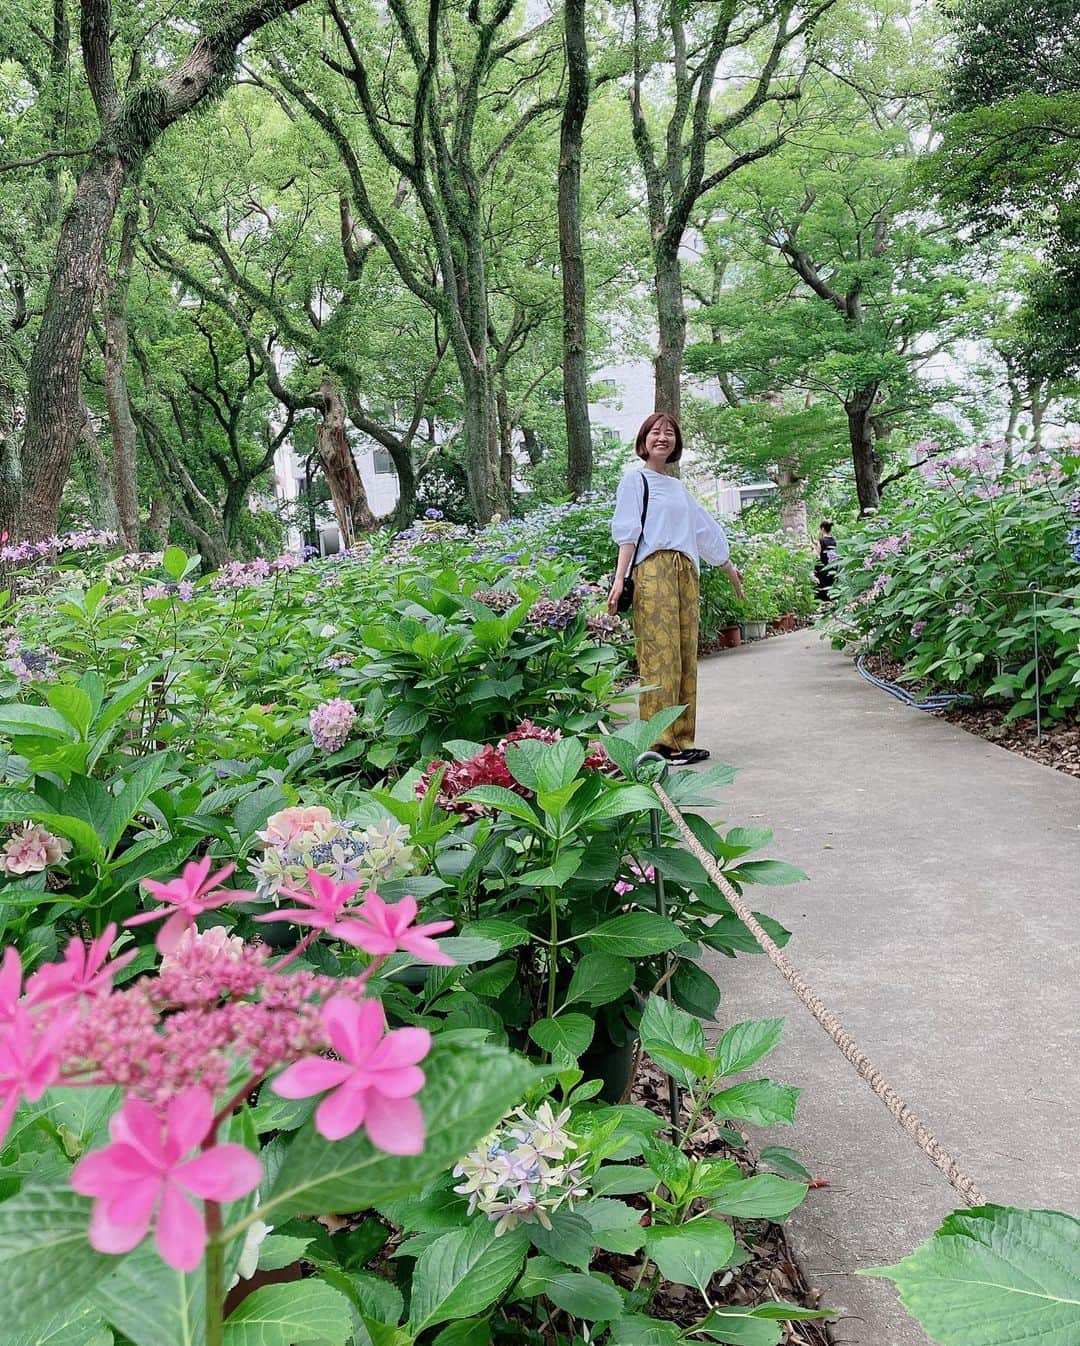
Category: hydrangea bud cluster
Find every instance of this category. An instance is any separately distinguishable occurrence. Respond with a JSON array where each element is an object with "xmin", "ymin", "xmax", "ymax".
[
  {"xmin": 862, "ymin": 532, "xmax": 909, "ymax": 569},
  {"xmin": 526, "ymin": 598, "xmax": 579, "ymax": 630},
  {"xmin": 309, "ymin": 698, "xmax": 357, "ymax": 751},
  {"xmin": 453, "ymin": 1103, "xmax": 588, "ymax": 1236},
  {"xmin": 250, "ymin": 807, "xmax": 412, "ymax": 899},
  {"xmin": 4, "ymin": 636, "xmax": 59, "ymax": 683},
  {"xmin": 0, "ymin": 821, "xmax": 71, "ymax": 875},
  {"xmin": 271, "ymin": 551, "xmax": 306, "ymax": 571},
  {"xmin": 143, "ymin": 581, "xmax": 196, "ymax": 602},
  {"xmin": 471, "ymin": 588, "xmax": 520, "ymax": 614},
  {"xmin": 585, "ymin": 611, "xmax": 631, "ymax": 643},
  {"xmin": 1067, "ymin": 525, "xmax": 1080, "ymax": 565},
  {"xmin": 417, "ymin": 721, "xmax": 618, "ymax": 815},
  {"xmin": 105, "ymin": 551, "xmax": 165, "ymax": 575},
  {"xmin": 0, "ymin": 859, "xmax": 453, "ymax": 1271},
  {"xmin": 210, "ymin": 559, "xmax": 273, "ymax": 590},
  {"xmin": 57, "ymin": 928, "xmax": 348, "ymax": 1103},
  {"xmin": 614, "ymin": 860, "xmax": 656, "ymax": 897}
]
